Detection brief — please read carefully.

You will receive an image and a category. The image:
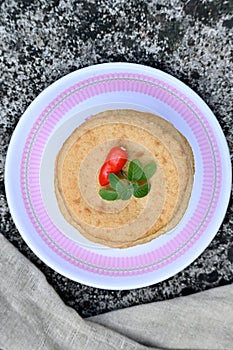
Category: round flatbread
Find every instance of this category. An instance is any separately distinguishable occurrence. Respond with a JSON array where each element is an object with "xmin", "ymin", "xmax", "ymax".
[{"xmin": 55, "ymin": 110, "xmax": 194, "ymax": 248}]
